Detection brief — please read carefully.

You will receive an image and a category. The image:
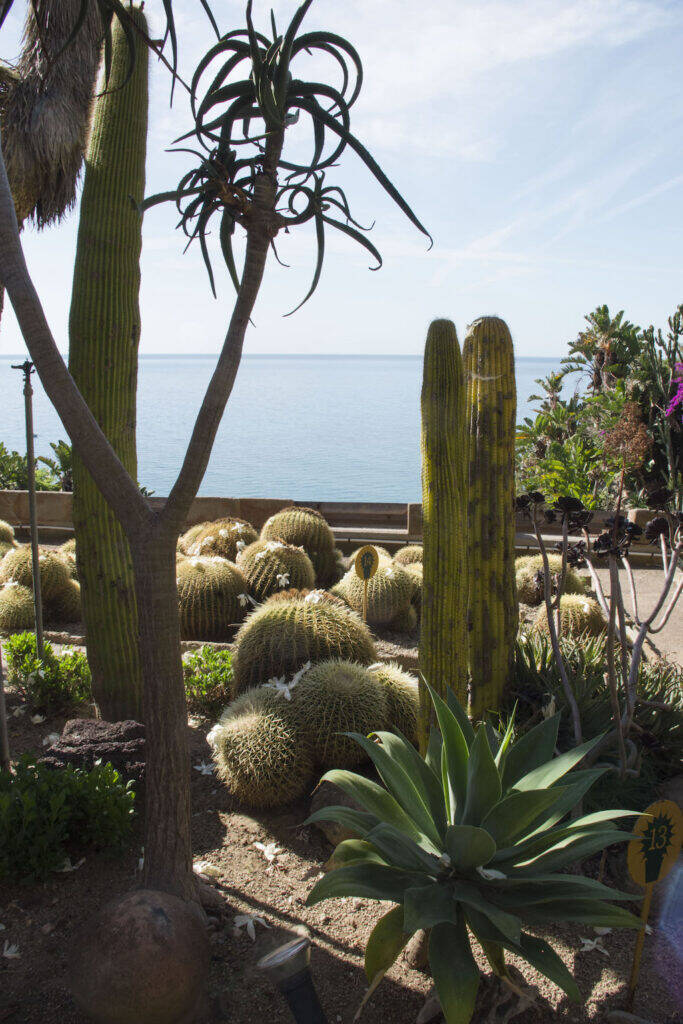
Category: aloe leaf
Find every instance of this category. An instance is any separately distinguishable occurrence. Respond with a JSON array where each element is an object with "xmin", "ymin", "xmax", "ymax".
[
  {"xmin": 284, "ymin": 204, "xmax": 325, "ymax": 316},
  {"xmin": 461, "ymin": 726, "xmax": 501, "ymax": 828},
  {"xmin": 426, "ymin": 684, "xmax": 469, "ymax": 824},
  {"xmin": 321, "ymin": 215, "xmax": 383, "ymax": 269},
  {"xmin": 292, "ymin": 32, "xmax": 364, "ymax": 107},
  {"xmin": 319, "ymin": 769, "xmax": 424, "ymax": 843},
  {"xmin": 509, "ymin": 829, "xmax": 634, "ymax": 876},
  {"xmin": 429, "ymin": 915, "xmax": 480, "ymax": 1024},
  {"xmin": 481, "ymin": 788, "xmax": 569, "ymax": 847},
  {"xmin": 325, "ymin": 839, "xmax": 387, "ymax": 870},
  {"xmin": 403, "ymin": 883, "xmax": 458, "ymax": 933},
  {"xmin": 519, "ymin": 899, "xmax": 642, "ymax": 929},
  {"xmin": 513, "ymin": 734, "xmax": 603, "ymax": 792},
  {"xmin": 306, "ymin": 863, "xmax": 424, "ymax": 906},
  {"xmin": 366, "ymin": 823, "xmax": 441, "ymax": 873},
  {"xmin": 501, "ymin": 713, "xmax": 561, "ymax": 793},
  {"xmin": 274, "ymin": 0, "xmax": 315, "ymax": 107},
  {"xmin": 360, "ymin": 906, "xmax": 409, "ymax": 1015},
  {"xmin": 444, "ymin": 825, "xmax": 496, "ymax": 869},
  {"xmin": 303, "ymin": 805, "xmax": 378, "ymax": 838},
  {"xmin": 371, "ymin": 730, "xmax": 447, "ymax": 841}
]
